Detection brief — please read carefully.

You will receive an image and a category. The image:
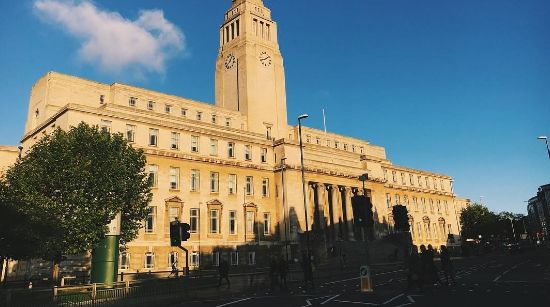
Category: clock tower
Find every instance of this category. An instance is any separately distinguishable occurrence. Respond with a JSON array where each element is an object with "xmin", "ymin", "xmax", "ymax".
[{"xmin": 215, "ymin": 0, "xmax": 288, "ymax": 140}]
